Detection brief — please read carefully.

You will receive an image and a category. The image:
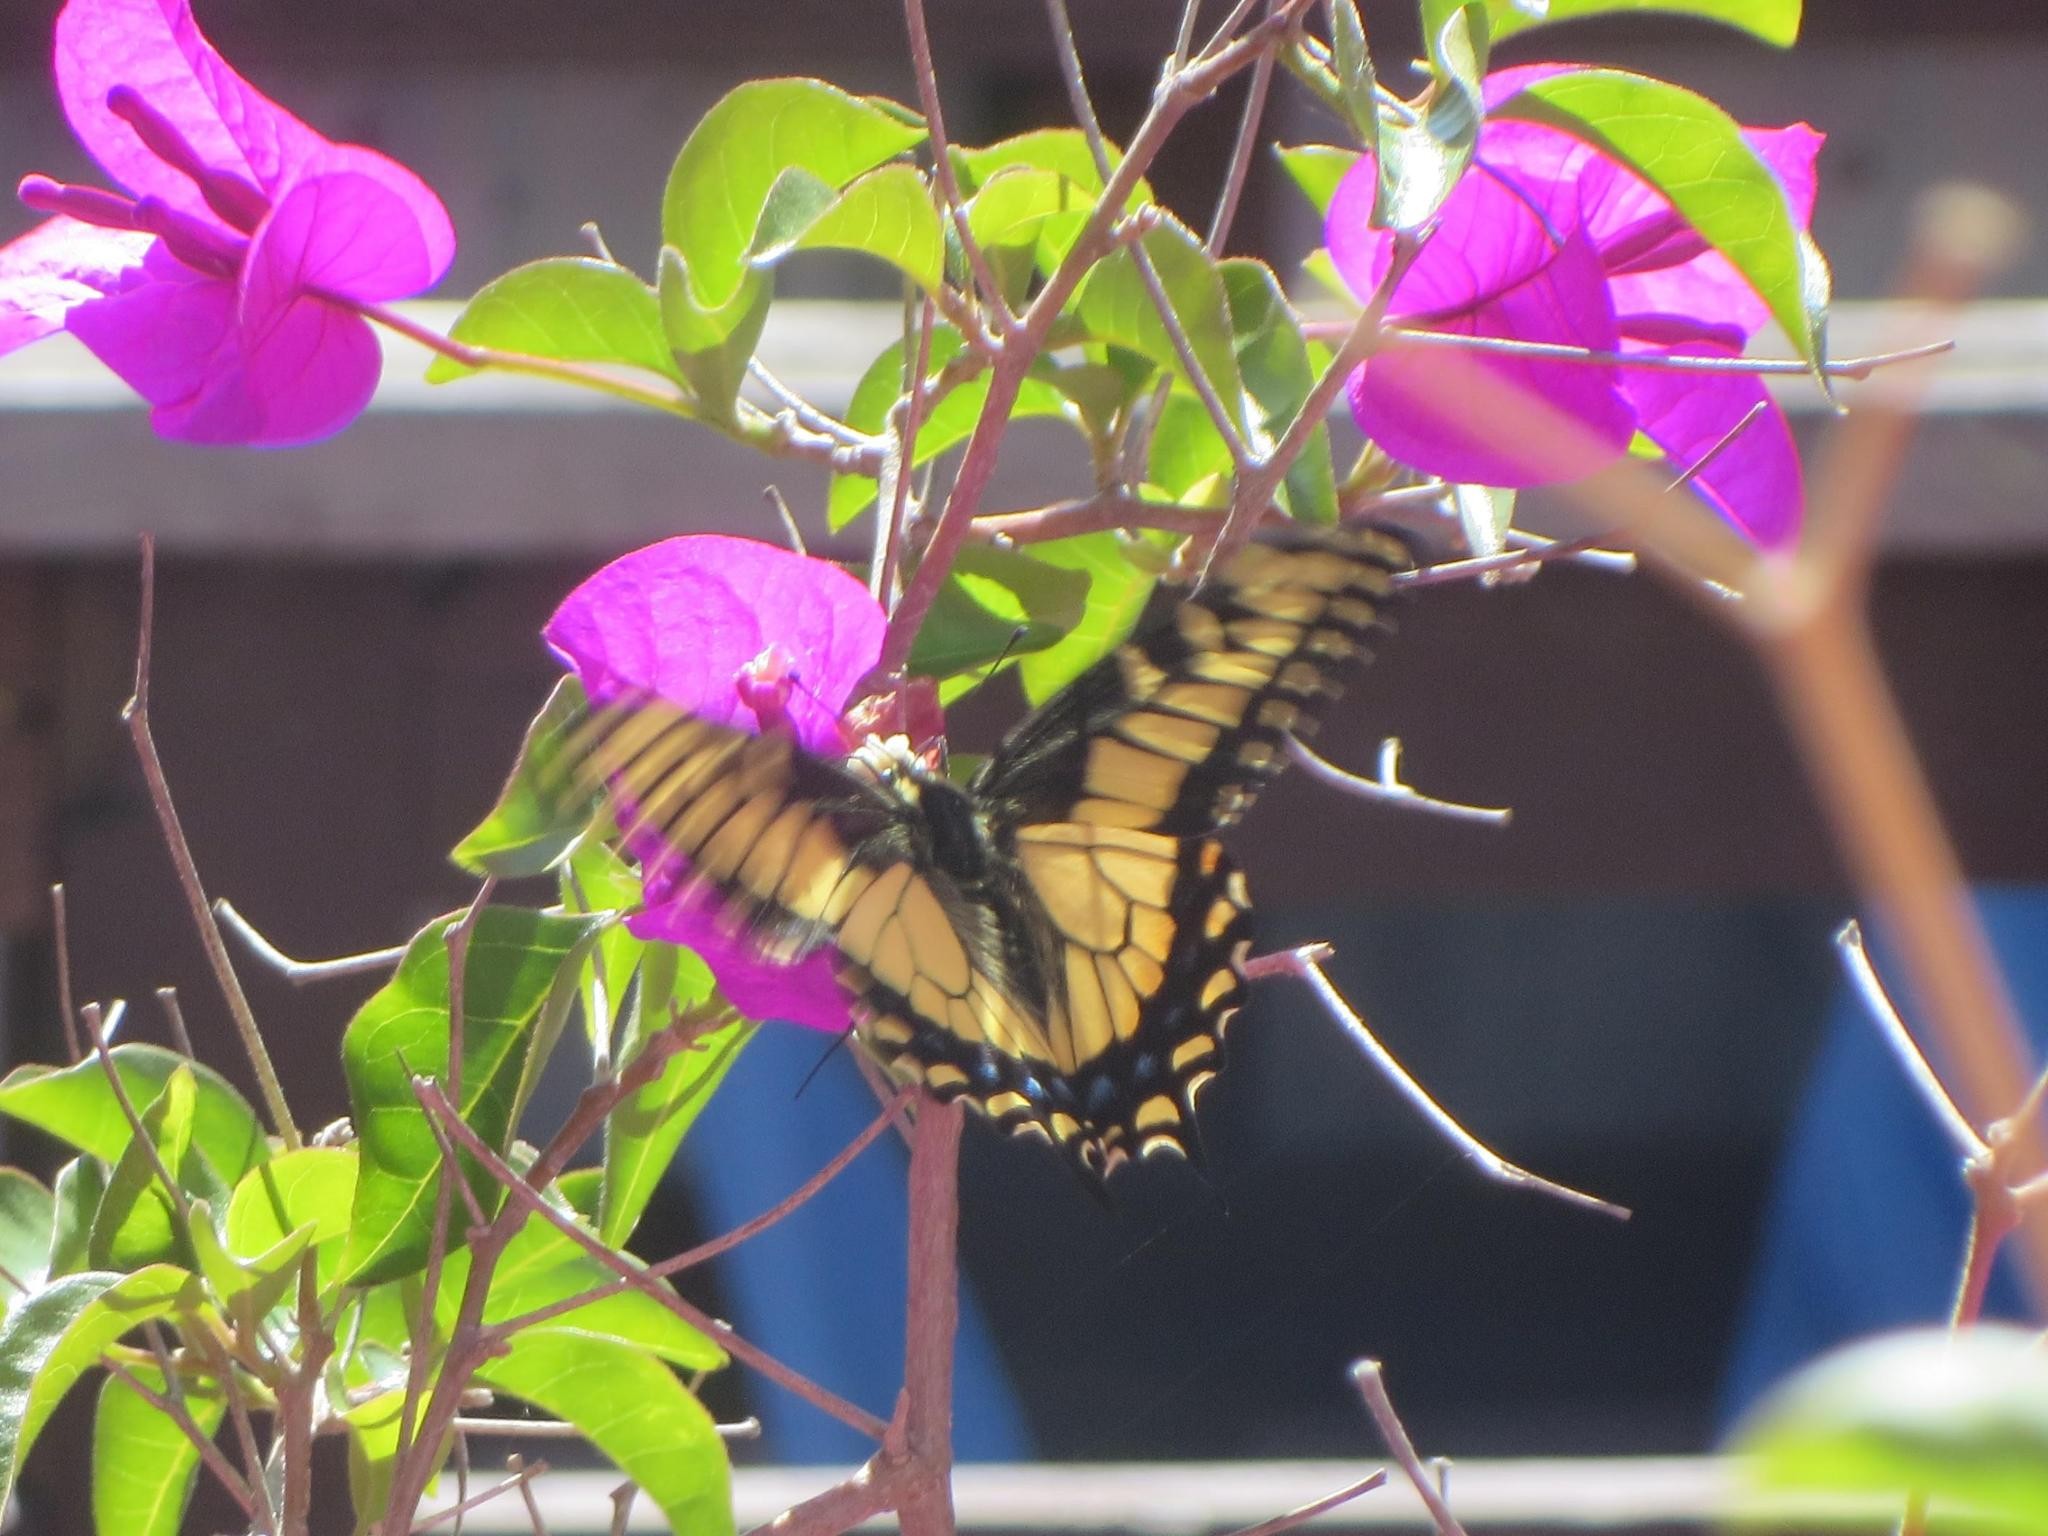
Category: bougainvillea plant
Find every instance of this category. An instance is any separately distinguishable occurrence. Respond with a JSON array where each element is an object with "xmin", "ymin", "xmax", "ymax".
[{"xmin": 5, "ymin": 0, "xmax": 2042, "ymax": 1534}]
